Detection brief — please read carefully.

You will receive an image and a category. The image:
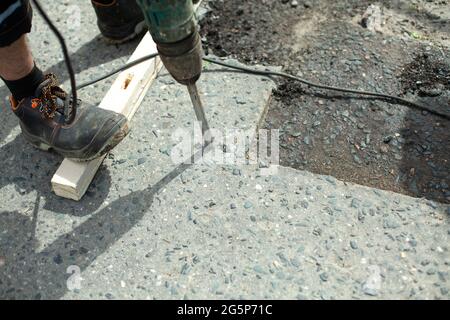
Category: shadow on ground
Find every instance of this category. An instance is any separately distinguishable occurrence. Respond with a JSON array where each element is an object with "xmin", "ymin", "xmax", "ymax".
[
  {"xmin": 398, "ymin": 52, "xmax": 450, "ymax": 203},
  {"xmin": 400, "ymin": 101, "xmax": 449, "ymax": 204},
  {"xmin": 0, "ymin": 33, "xmax": 151, "ymax": 299},
  {"xmin": 0, "ymin": 138, "xmax": 192, "ymax": 298}
]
